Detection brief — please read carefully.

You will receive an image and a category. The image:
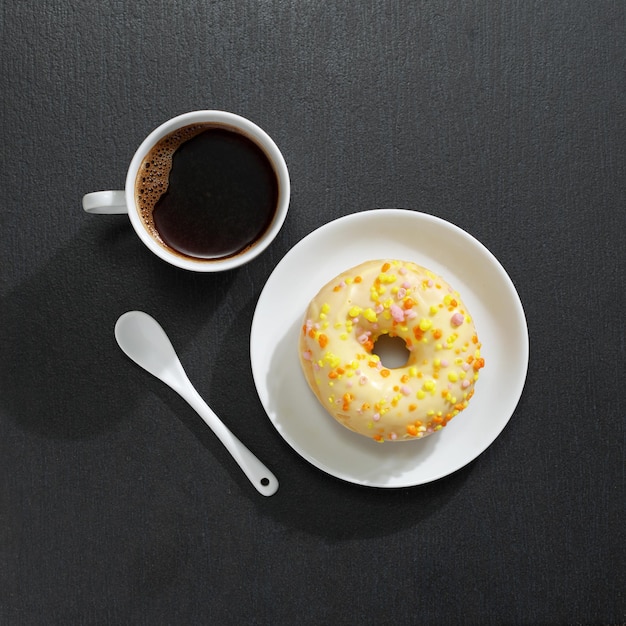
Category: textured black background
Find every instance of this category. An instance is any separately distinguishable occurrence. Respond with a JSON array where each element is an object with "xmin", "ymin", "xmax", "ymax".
[{"xmin": 1, "ymin": 2, "xmax": 625, "ymax": 624}]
